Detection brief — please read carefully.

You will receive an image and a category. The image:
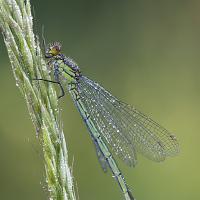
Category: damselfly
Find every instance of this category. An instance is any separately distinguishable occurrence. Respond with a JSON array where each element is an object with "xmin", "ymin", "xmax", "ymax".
[{"xmin": 35, "ymin": 42, "xmax": 179, "ymax": 200}]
